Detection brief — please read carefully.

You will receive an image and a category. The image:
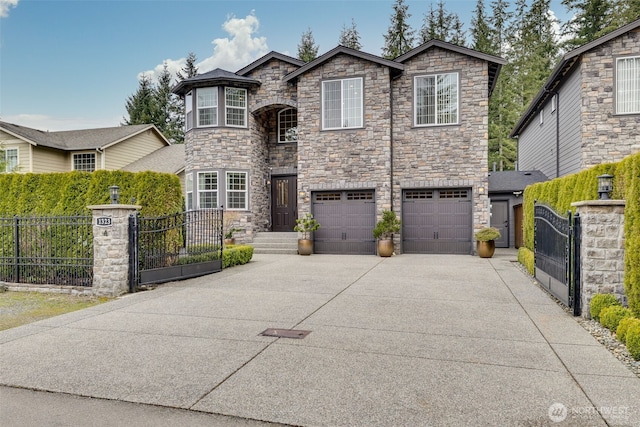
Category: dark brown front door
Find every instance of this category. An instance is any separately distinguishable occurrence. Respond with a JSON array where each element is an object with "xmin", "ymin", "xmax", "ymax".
[{"xmin": 271, "ymin": 176, "xmax": 297, "ymax": 231}]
